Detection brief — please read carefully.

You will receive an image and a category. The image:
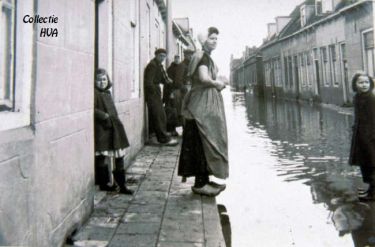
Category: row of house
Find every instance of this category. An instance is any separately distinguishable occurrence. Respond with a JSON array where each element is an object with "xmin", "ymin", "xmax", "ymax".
[
  {"xmin": 0, "ymin": 0, "xmax": 194, "ymax": 246},
  {"xmin": 230, "ymin": 0, "xmax": 374, "ymax": 106}
]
